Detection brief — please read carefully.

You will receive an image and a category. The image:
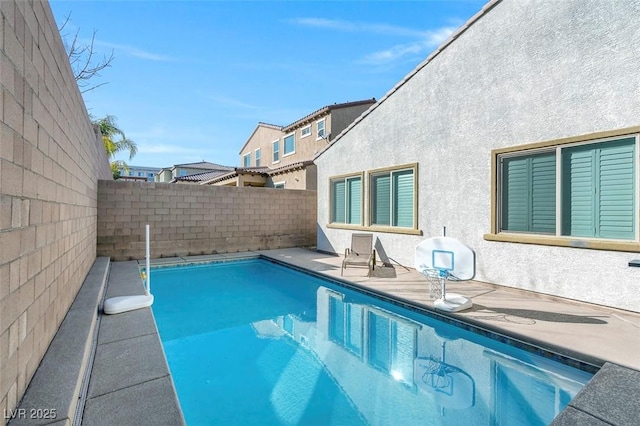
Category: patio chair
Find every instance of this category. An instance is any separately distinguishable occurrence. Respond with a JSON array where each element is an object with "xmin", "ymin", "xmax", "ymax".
[{"xmin": 341, "ymin": 233, "xmax": 375, "ymax": 277}]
